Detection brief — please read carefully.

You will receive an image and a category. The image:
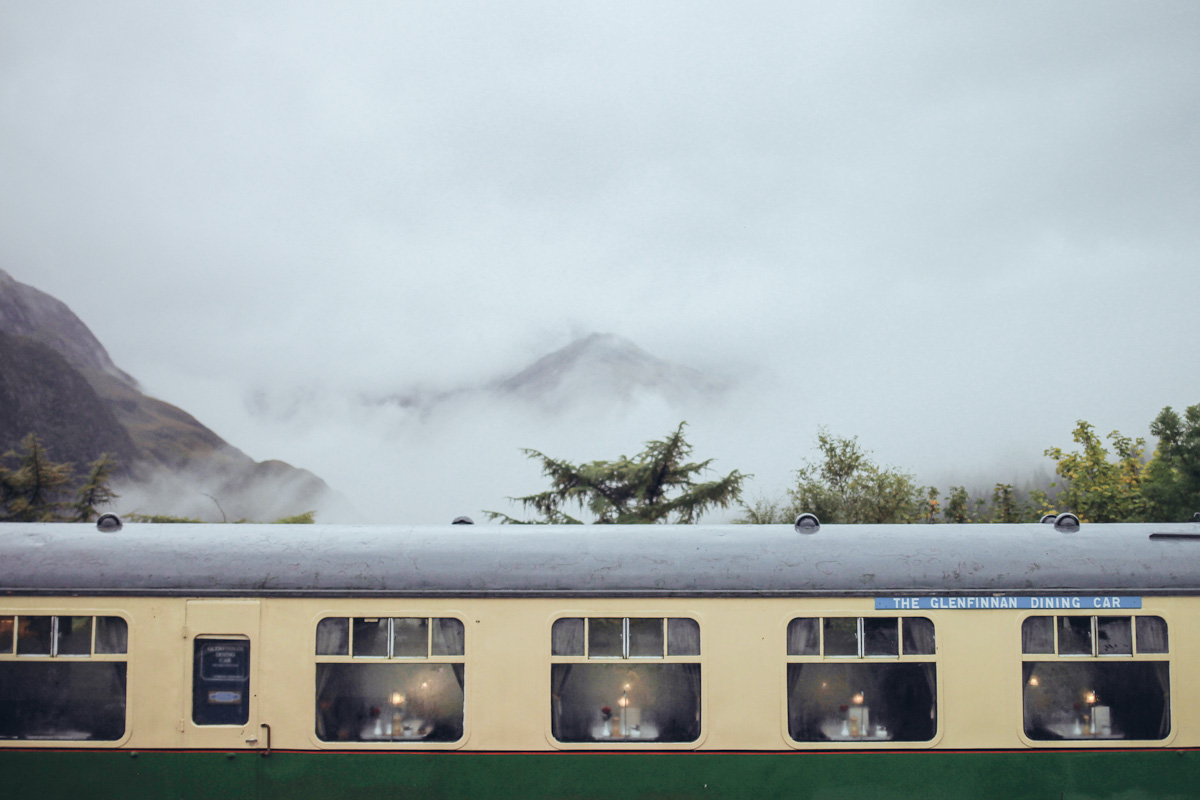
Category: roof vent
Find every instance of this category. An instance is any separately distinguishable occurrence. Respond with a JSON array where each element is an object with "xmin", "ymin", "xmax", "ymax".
[
  {"xmin": 1053, "ymin": 512, "xmax": 1080, "ymax": 533},
  {"xmin": 452, "ymin": 516, "xmax": 474, "ymax": 525},
  {"xmin": 1040, "ymin": 514, "xmax": 1057, "ymax": 524},
  {"xmin": 1193, "ymin": 512, "xmax": 1200, "ymax": 522},
  {"xmin": 96, "ymin": 513, "xmax": 123, "ymax": 532},
  {"xmin": 794, "ymin": 513, "xmax": 820, "ymax": 534}
]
